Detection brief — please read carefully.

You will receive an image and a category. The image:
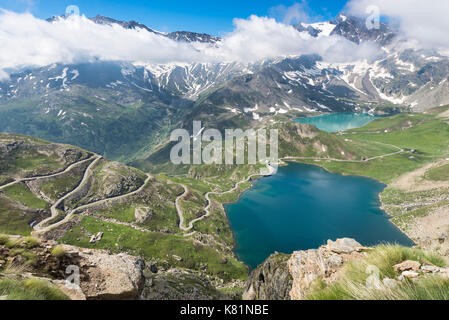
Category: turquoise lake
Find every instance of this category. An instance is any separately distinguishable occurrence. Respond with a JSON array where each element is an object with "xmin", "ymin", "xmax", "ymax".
[
  {"xmin": 295, "ymin": 113, "xmax": 378, "ymax": 132},
  {"xmin": 225, "ymin": 163, "xmax": 414, "ymax": 269}
]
